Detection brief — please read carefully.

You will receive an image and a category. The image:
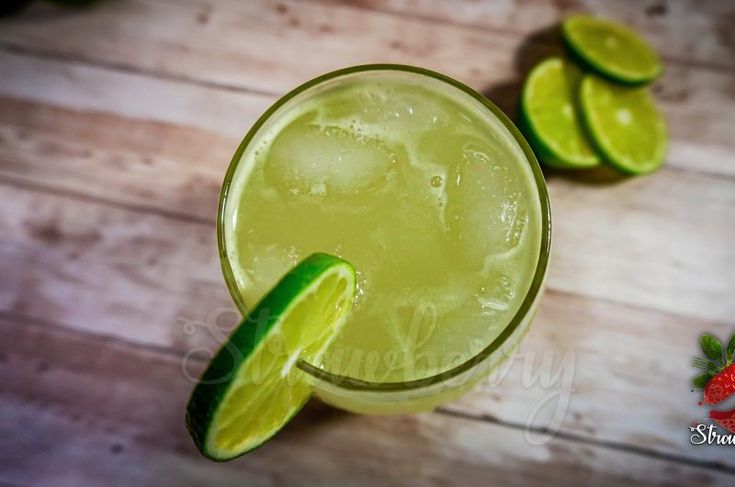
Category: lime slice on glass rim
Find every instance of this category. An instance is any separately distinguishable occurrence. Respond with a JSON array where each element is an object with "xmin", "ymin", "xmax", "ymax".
[
  {"xmin": 580, "ymin": 75, "xmax": 667, "ymax": 175},
  {"xmin": 562, "ymin": 15, "xmax": 662, "ymax": 84},
  {"xmin": 521, "ymin": 57, "xmax": 600, "ymax": 169},
  {"xmin": 185, "ymin": 253, "xmax": 356, "ymax": 461}
]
